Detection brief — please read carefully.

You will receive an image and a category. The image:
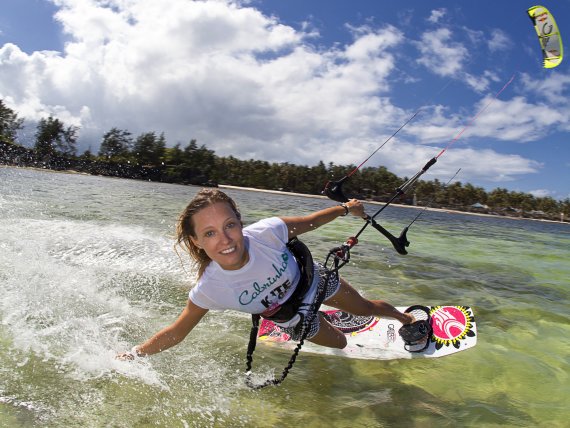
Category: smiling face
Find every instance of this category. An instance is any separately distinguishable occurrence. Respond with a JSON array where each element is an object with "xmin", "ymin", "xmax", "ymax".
[{"xmin": 190, "ymin": 201, "xmax": 249, "ymax": 271}]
